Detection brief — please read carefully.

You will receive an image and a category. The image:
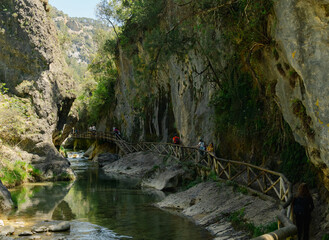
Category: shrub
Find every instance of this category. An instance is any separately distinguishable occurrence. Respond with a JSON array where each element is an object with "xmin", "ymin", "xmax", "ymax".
[
  {"xmin": 227, "ymin": 208, "xmax": 277, "ymax": 237},
  {"xmin": 0, "ymin": 160, "xmax": 42, "ymax": 187}
]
